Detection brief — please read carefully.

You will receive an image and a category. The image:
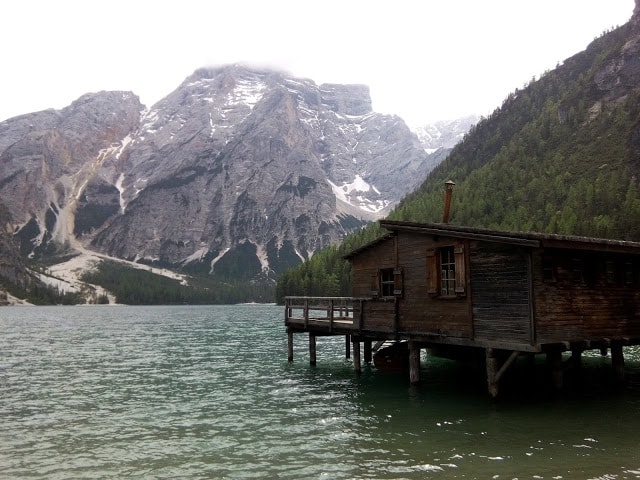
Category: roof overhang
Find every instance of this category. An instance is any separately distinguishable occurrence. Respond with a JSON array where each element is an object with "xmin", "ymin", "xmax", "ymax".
[{"xmin": 378, "ymin": 220, "xmax": 640, "ymax": 255}]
